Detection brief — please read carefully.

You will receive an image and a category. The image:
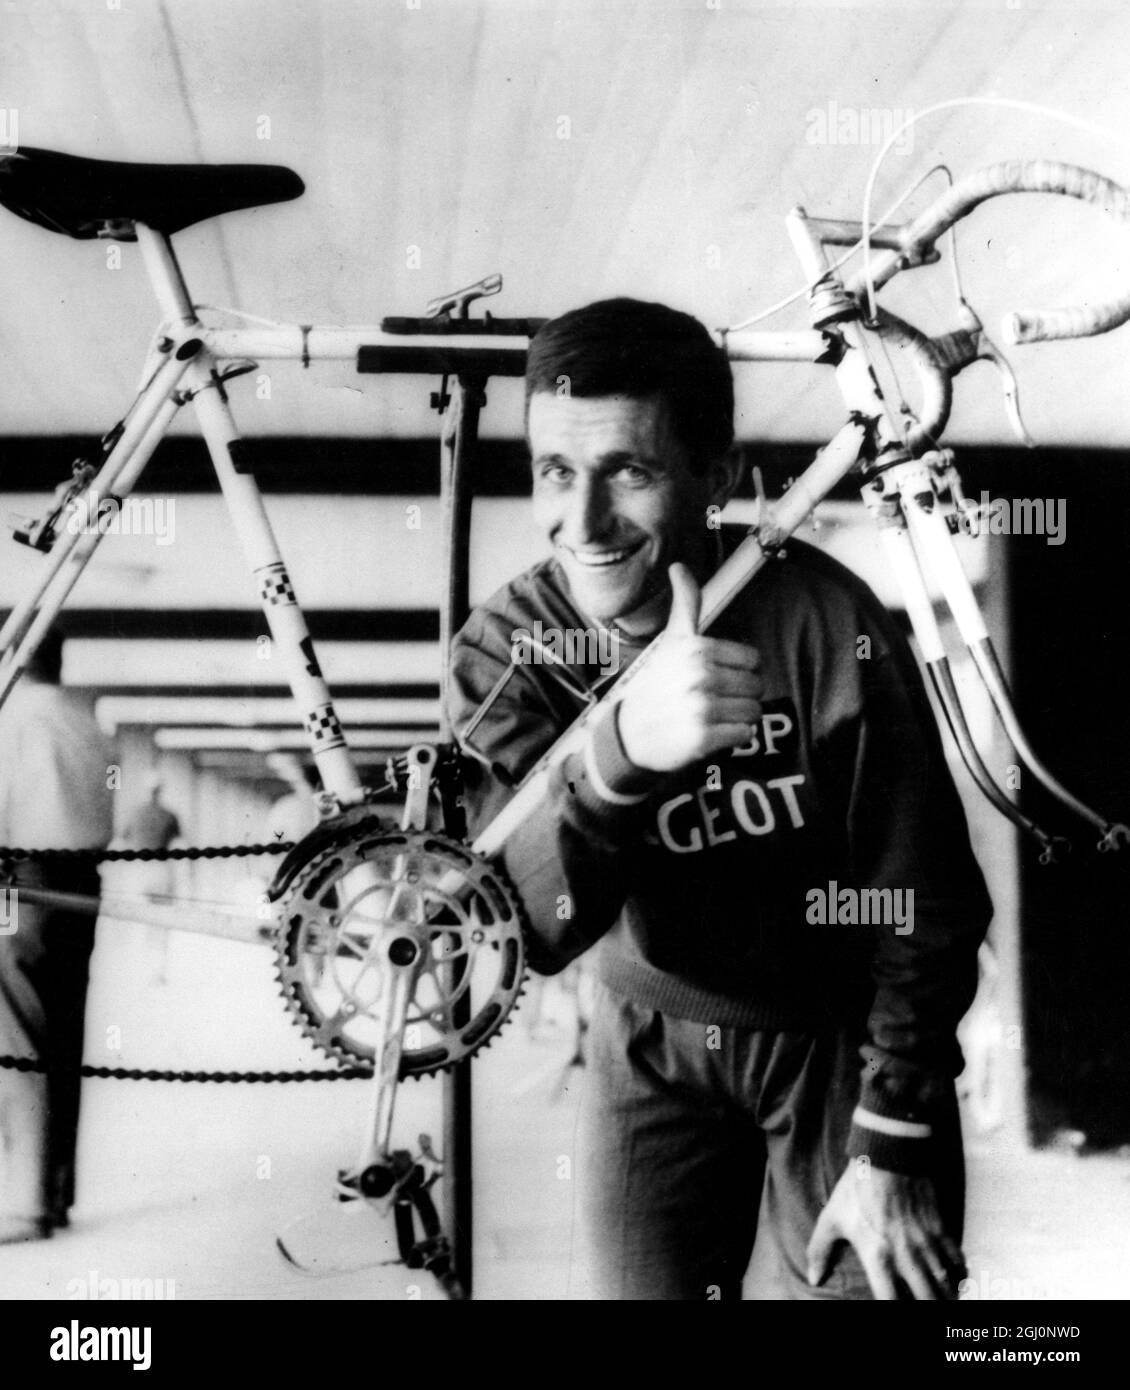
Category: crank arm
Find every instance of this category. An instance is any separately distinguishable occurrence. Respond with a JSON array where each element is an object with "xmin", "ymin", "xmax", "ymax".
[{"xmin": 348, "ymin": 942, "xmax": 422, "ymax": 1180}]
